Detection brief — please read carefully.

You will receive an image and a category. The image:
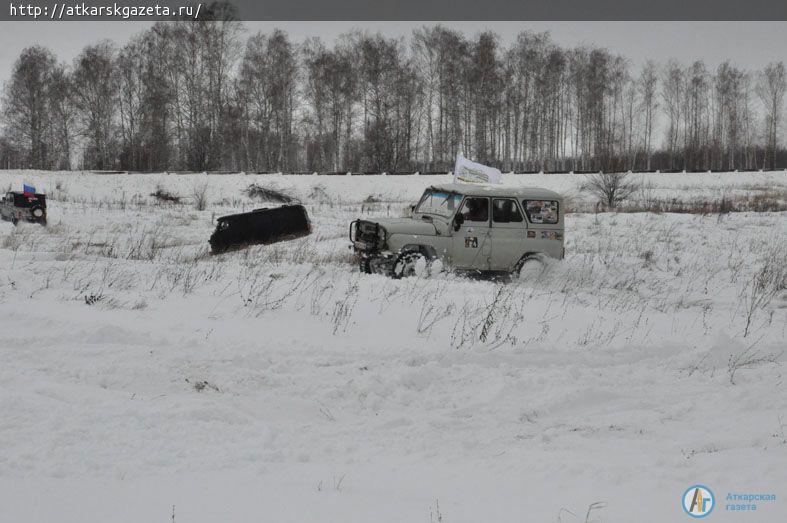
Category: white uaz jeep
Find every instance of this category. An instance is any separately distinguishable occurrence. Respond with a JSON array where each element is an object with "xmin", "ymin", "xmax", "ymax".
[{"xmin": 350, "ymin": 183, "xmax": 565, "ymax": 277}]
